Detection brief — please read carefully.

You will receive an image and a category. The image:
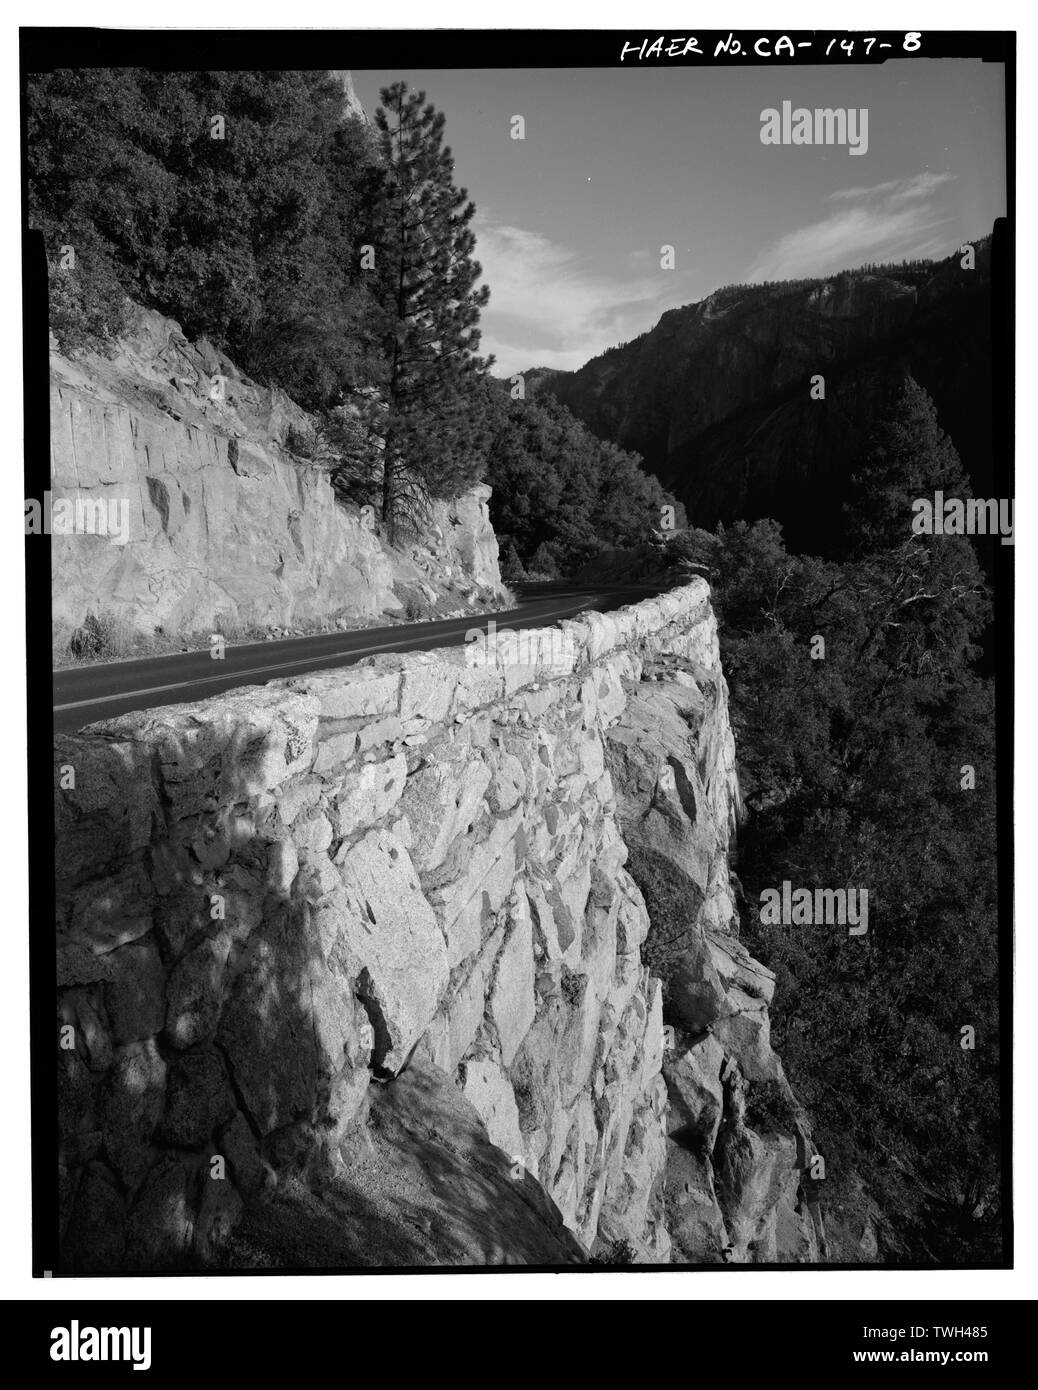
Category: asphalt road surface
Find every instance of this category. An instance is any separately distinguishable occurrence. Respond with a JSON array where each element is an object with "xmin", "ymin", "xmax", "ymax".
[{"xmin": 53, "ymin": 582, "xmax": 665, "ymax": 735}]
